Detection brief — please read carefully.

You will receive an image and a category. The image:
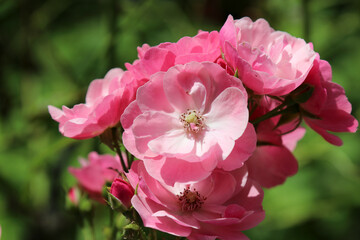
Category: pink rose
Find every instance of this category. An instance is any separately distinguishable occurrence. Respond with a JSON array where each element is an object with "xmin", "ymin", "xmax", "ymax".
[
  {"xmin": 127, "ymin": 161, "xmax": 265, "ymax": 240},
  {"xmin": 69, "ymin": 152, "xmax": 124, "ymax": 202},
  {"xmin": 48, "ymin": 68, "xmax": 141, "ymax": 139},
  {"xmin": 121, "ymin": 61, "xmax": 256, "ymax": 185},
  {"xmin": 301, "ymin": 56, "xmax": 358, "ymax": 146},
  {"xmin": 247, "ymin": 98, "xmax": 302, "ymax": 188},
  {"xmin": 110, "ymin": 178, "xmax": 135, "ymax": 209},
  {"xmin": 125, "ymin": 31, "xmax": 221, "ymax": 83},
  {"xmin": 67, "ymin": 187, "xmax": 80, "ymax": 206},
  {"xmin": 220, "ymin": 15, "xmax": 316, "ymax": 96}
]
